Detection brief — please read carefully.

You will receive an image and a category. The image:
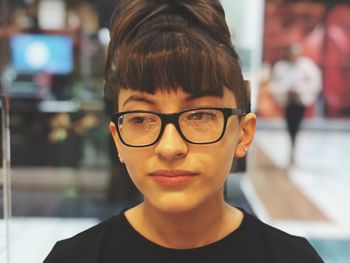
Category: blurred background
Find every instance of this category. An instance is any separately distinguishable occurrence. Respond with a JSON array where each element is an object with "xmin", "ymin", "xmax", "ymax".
[{"xmin": 0, "ymin": 0, "xmax": 349, "ymax": 262}]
